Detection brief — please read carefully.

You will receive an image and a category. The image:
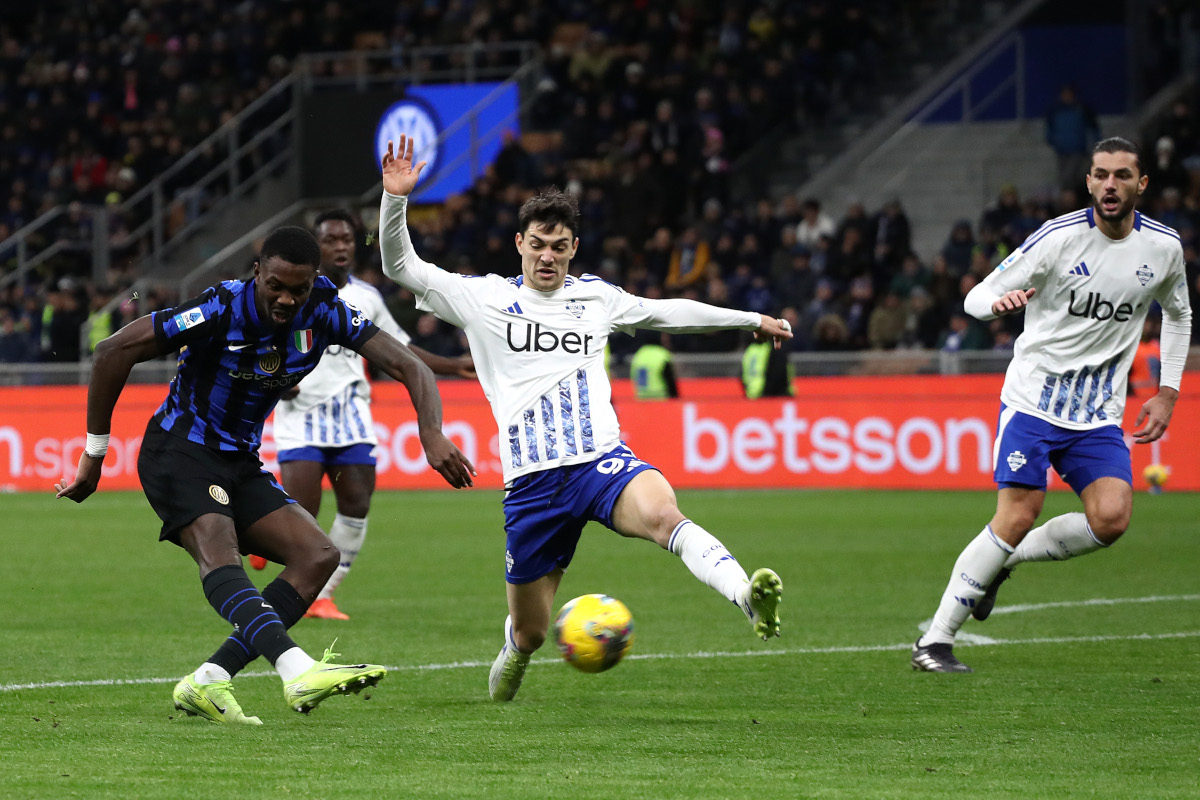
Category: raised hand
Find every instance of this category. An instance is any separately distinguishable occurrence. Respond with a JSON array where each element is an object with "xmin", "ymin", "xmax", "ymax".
[{"xmin": 381, "ymin": 135, "xmax": 427, "ymax": 197}]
